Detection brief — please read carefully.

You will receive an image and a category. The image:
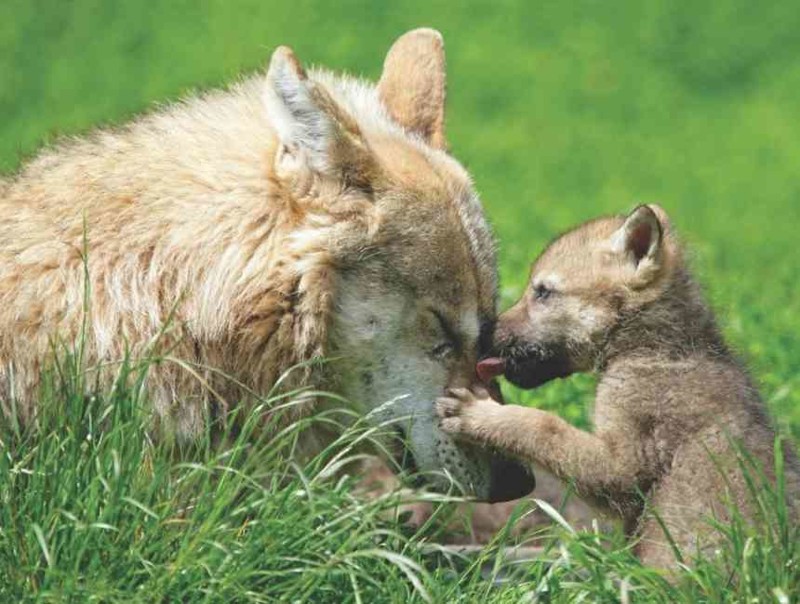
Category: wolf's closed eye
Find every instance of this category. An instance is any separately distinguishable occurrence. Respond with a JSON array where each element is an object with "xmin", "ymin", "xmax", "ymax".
[
  {"xmin": 429, "ymin": 309, "xmax": 459, "ymax": 359},
  {"xmin": 431, "ymin": 342, "xmax": 455, "ymax": 359}
]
